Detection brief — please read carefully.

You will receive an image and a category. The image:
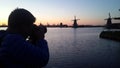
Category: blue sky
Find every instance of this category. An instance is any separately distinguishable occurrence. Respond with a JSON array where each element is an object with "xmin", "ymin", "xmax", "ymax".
[{"xmin": 0, "ymin": 0, "xmax": 120, "ymax": 25}]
